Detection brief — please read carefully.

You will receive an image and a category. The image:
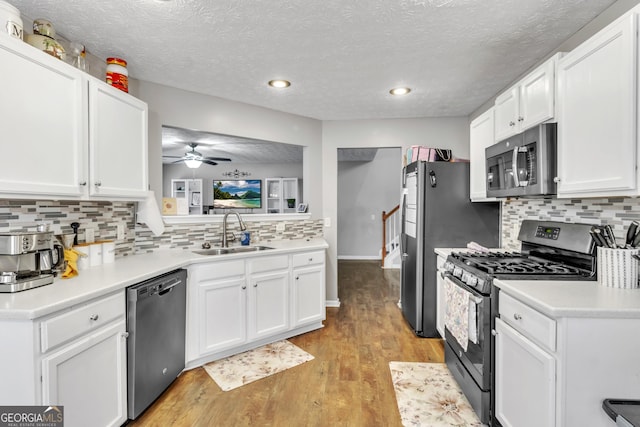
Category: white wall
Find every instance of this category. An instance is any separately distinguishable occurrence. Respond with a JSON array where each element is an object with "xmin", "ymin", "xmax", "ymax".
[
  {"xmin": 131, "ymin": 81, "xmax": 323, "ymax": 218},
  {"xmin": 337, "ymin": 148, "xmax": 402, "ymax": 259},
  {"xmin": 322, "ymin": 117, "xmax": 469, "ymax": 304}
]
